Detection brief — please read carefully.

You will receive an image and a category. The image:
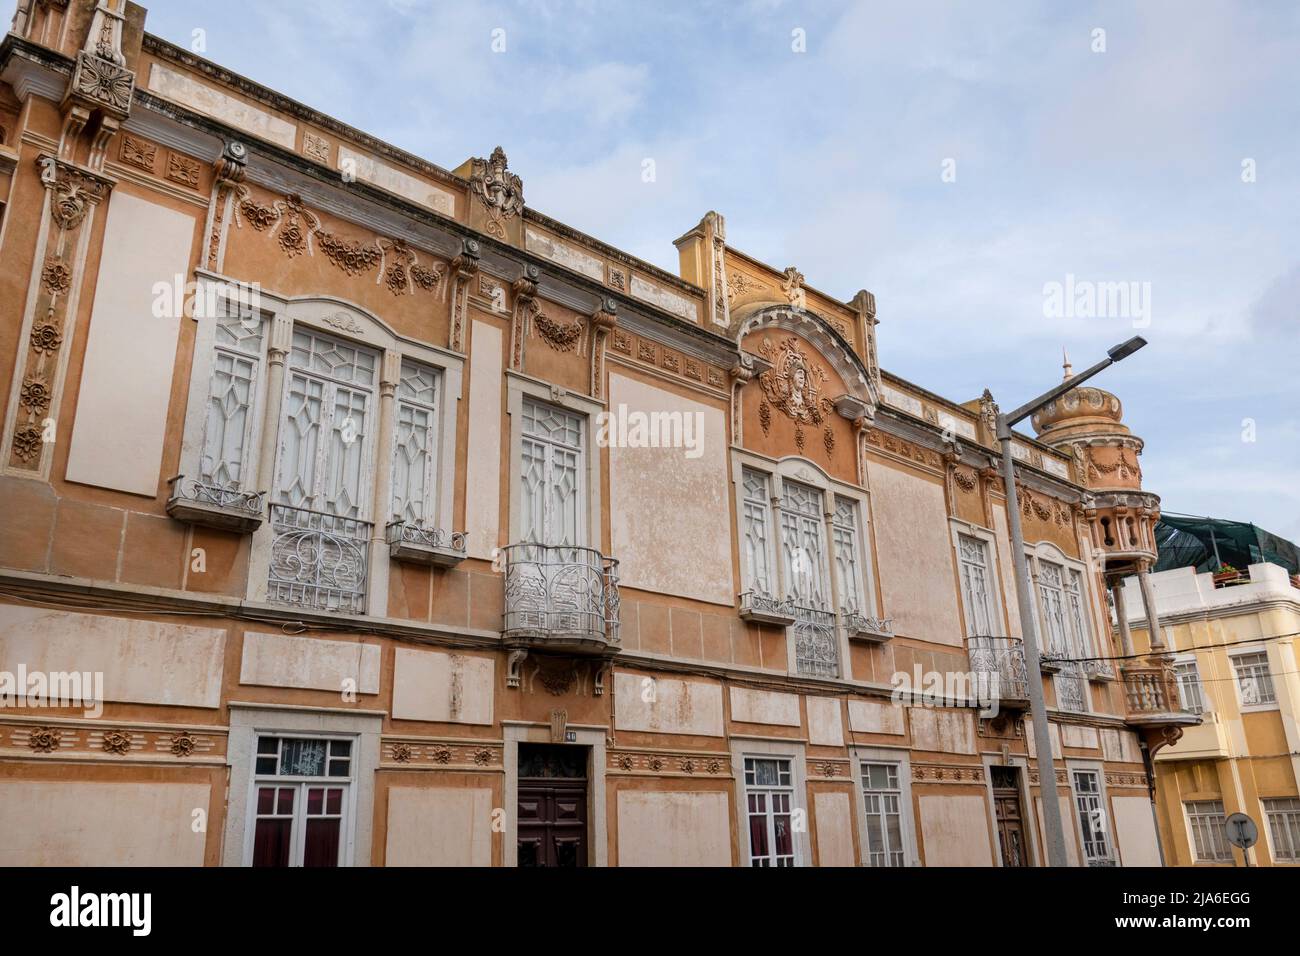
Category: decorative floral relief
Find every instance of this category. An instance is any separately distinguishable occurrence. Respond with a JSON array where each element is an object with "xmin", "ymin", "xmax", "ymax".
[
  {"xmin": 30, "ymin": 322, "xmax": 63, "ymax": 354},
  {"xmin": 781, "ymin": 266, "xmax": 807, "ymax": 310},
  {"xmin": 532, "ymin": 304, "xmax": 583, "ymax": 353},
  {"xmin": 757, "ymin": 336, "xmax": 828, "ymax": 426},
  {"xmin": 727, "ymin": 270, "xmax": 759, "ymax": 302},
  {"xmin": 302, "ymin": 131, "xmax": 331, "ymax": 164},
  {"xmin": 234, "ymin": 191, "xmax": 444, "ymax": 296},
  {"xmin": 170, "ymin": 731, "xmax": 197, "ymax": 757},
  {"xmin": 166, "ymin": 152, "xmax": 201, "ymax": 189},
  {"xmin": 952, "ymin": 467, "xmax": 978, "ymax": 492},
  {"xmin": 19, "ymin": 380, "xmax": 50, "ymax": 416},
  {"xmin": 28, "ymin": 727, "xmax": 62, "ymax": 753},
  {"xmin": 12, "ymin": 425, "xmax": 45, "ymax": 463},
  {"xmin": 468, "ymin": 146, "xmax": 523, "ymax": 238},
  {"xmin": 119, "ymin": 134, "xmax": 156, "ymax": 171},
  {"xmin": 41, "ymin": 259, "xmax": 71, "ymax": 295},
  {"xmin": 70, "ymin": 52, "xmax": 134, "ymax": 115},
  {"xmin": 823, "ymin": 425, "xmax": 835, "ymax": 456},
  {"xmin": 101, "ymin": 730, "xmax": 132, "ymax": 755},
  {"xmin": 758, "ymin": 400, "xmax": 772, "ymax": 435}
]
